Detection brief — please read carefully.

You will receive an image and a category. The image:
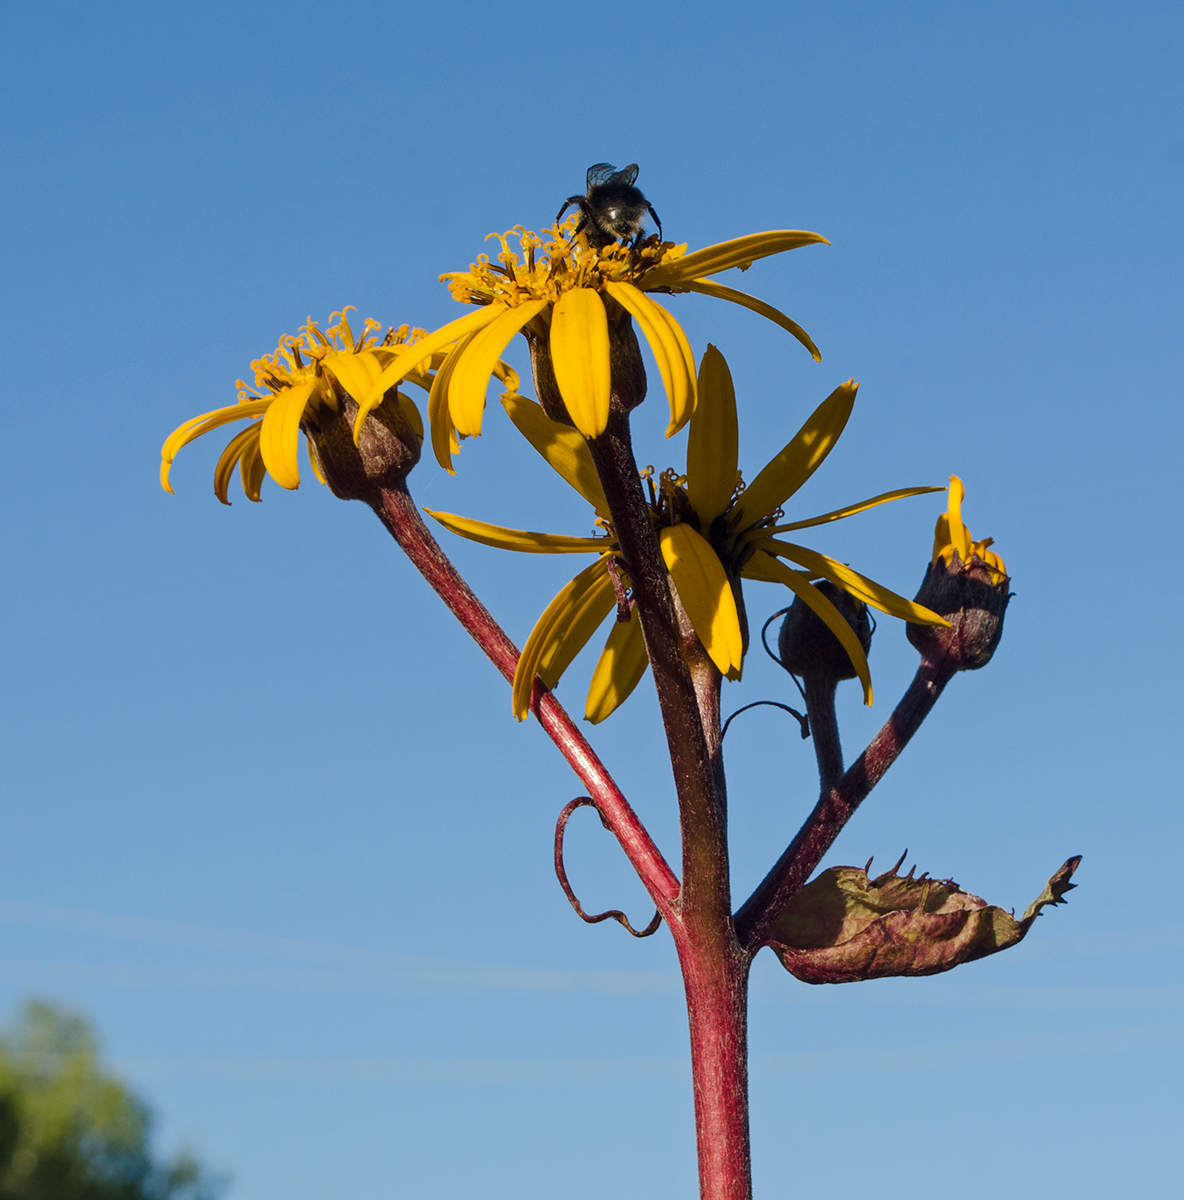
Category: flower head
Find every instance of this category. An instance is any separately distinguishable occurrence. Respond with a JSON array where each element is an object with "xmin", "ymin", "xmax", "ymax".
[
  {"xmin": 428, "ymin": 346, "xmax": 948, "ymax": 721},
  {"xmin": 347, "ymin": 222, "xmax": 828, "ymax": 474},
  {"xmin": 160, "ymin": 310, "xmax": 518, "ymax": 503}
]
